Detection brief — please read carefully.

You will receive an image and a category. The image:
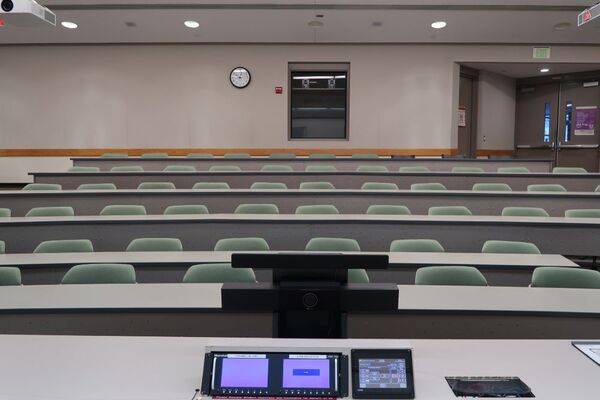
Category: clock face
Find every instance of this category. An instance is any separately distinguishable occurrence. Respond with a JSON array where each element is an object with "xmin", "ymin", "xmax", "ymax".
[{"xmin": 230, "ymin": 67, "xmax": 251, "ymax": 89}]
